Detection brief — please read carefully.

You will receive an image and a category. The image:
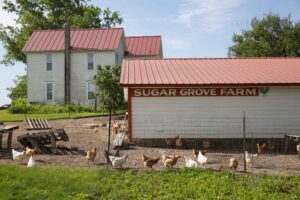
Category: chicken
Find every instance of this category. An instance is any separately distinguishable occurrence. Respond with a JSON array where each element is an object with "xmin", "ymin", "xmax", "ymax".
[
  {"xmin": 12, "ymin": 149, "xmax": 25, "ymax": 161},
  {"xmin": 193, "ymin": 148, "xmax": 199, "ymax": 158},
  {"xmin": 109, "ymin": 155, "xmax": 128, "ymax": 168},
  {"xmin": 165, "ymin": 138, "xmax": 175, "ymax": 148},
  {"xmin": 142, "ymin": 154, "xmax": 160, "ymax": 169},
  {"xmin": 268, "ymin": 139, "xmax": 276, "ymax": 152},
  {"xmin": 25, "ymin": 147, "xmax": 37, "ymax": 156},
  {"xmin": 184, "ymin": 156, "xmax": 197, "ymax": 168},
  {"xmin": 27, "ymin": 156, "xmax": 36, "ymax": 167},
  {"xmin": 297, "ymin": 143, "xmax": 300, "ymax": 159},
  {"xmin": 162, "ymin": 154, "xmax": 182, "ymax": 168},
  {"xmin": 202, "ymin": 139, "xmax": 211, "ymax": 149},
  {"xmin": 86, "ymin": 147, "xmax": 97, "ymax": 162},
  {"xmin": 245, "ymin": 151, "xmax": 257, "ymax": 167},
  {"xmin": 104, "ymin": 149, "xmax": 120, "ymax": 164},
  {"xmin": 193, "ymin": 149, "xmax": 207, "ymax": 158},
  {"xmin": 175, "ymin": 136, "xmax": 183, "ymax": 149},
  {"xmin": 112, "ymin": 121, "xmax": 119, "ymax": 134},
  {"xmin": 197, "ymin": 151, "xmax": 208, "ymax": 165},
  {"xmin": 257, "ymin": 143, "xmax": 267, "ymax": 155},
  {"xmin": 229, "ymin": 157, "xmax": 238, "ymax": 170}
]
